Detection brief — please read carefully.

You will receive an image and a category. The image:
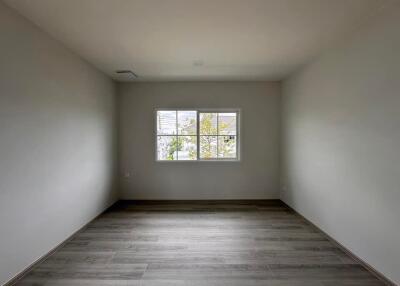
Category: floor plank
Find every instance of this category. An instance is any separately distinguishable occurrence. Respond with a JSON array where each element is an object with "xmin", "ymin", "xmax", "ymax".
[{"xmin": 15, "ymin": 201, "xmax": 384, "ymax": 286}]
